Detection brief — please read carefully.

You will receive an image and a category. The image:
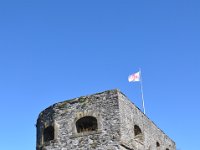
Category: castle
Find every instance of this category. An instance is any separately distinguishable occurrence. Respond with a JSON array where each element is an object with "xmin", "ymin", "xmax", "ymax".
[{"xmin": 36, "ymin": 89, "xmax": 176, "ymax": 150}]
